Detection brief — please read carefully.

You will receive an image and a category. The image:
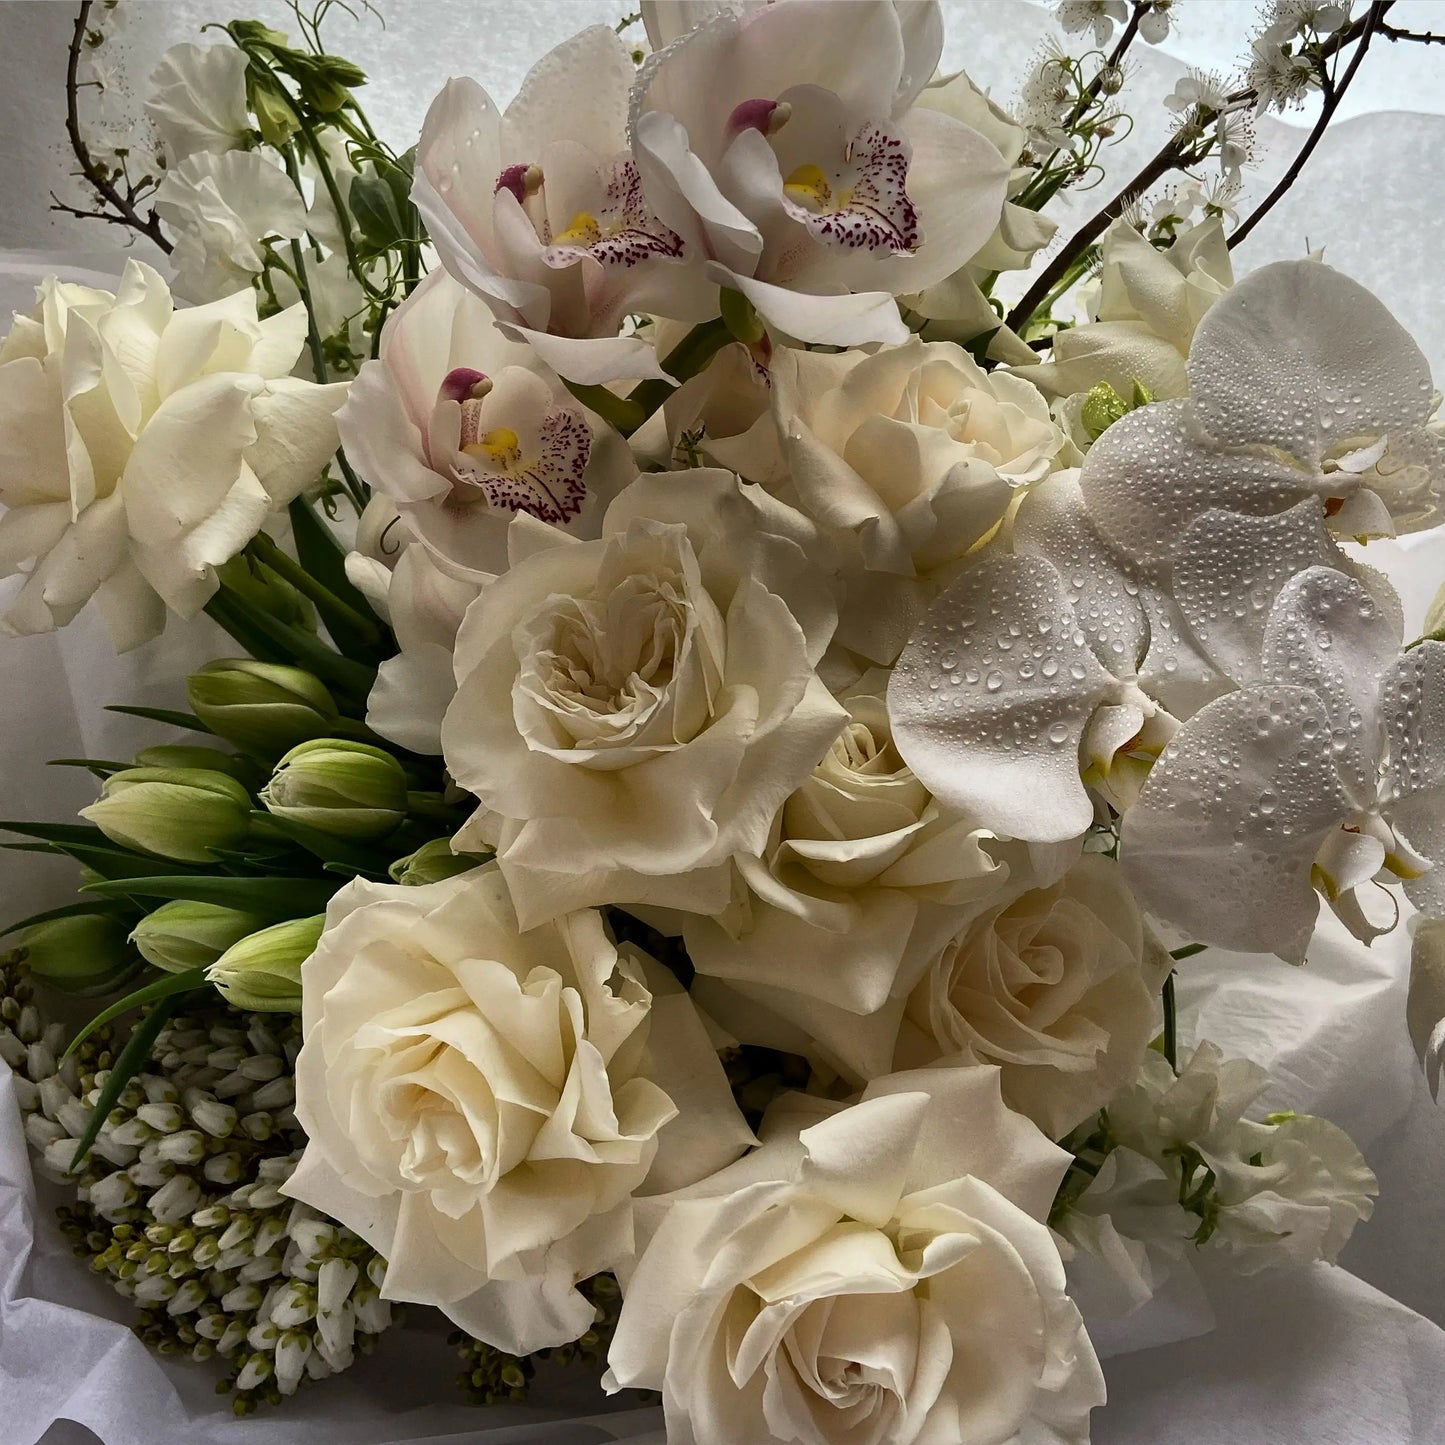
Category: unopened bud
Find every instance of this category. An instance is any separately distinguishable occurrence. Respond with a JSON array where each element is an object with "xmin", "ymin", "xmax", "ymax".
[
  {"xmin": 132, "ymin": 902, "xmax": 268, "ymax": 975},
  {"xmin": 388, "ymin": 835, "xmax": 487, "ymax": 886},
  {"xmin": 208, "ymin": 916, "xmax": 324, "ymax": 1013},
  {"xmin": 81, "ymin": 768, "xmax": 252, "ymax": 864},
  {"xmin": 22, "ymin": 914, "xmax": 138, "ymax": 995},
  {"xmin": 188, "ymin": 659, "xmax": 338, "ymax": 757},
  {"xmin": 261, "ymin": 739, "xmax": 407, "ymax": 840}
]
